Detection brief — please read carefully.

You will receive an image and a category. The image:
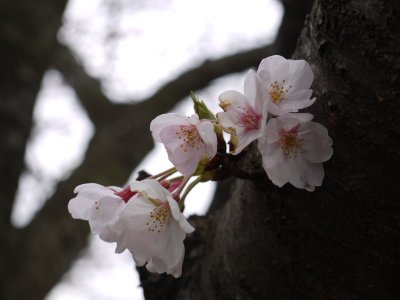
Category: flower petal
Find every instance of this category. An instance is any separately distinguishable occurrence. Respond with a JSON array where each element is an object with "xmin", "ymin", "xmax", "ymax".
[
  {"xmin": 299, "ymin": 122, "xmax": 333, "ymax": 163},
  {"xmin": 287, "ymin": 59, "xmax": 314, "ymax": 90},
  {"xmin": 150, "ymin": 113, "xmax": 191, "ymax": 142},
  {"xmin": 197, "ymin": 120, "xmax": 217, "ymax": 159},
  {"xmin": 243, "ymin": 69, "xmax": 266, "ymax": 113},
  {"xmin": 130, "ymin": 179, "xmax": 169, "ymax": 201},
  {"xmin": 258, "ymin": 55, "xmax": 289, "ymax": 83}
]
